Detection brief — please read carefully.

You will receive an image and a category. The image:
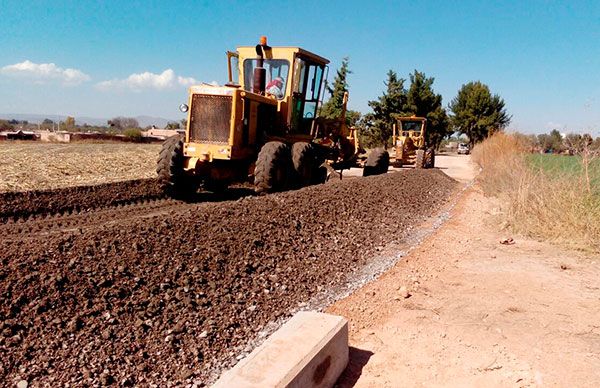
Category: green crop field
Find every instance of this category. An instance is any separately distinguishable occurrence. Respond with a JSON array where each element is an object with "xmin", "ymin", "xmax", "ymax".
[{"xmin": 526, "ymin": 153, "xmax": 600, "ymax": 193}]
